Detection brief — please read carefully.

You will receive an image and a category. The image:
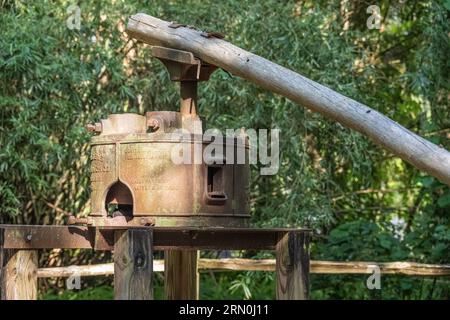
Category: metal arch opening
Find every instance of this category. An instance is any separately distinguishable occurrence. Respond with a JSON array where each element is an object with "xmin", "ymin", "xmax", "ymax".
[{"xmin": 105, "ymin": 181, "xmax": 133, "ymax": 218}]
